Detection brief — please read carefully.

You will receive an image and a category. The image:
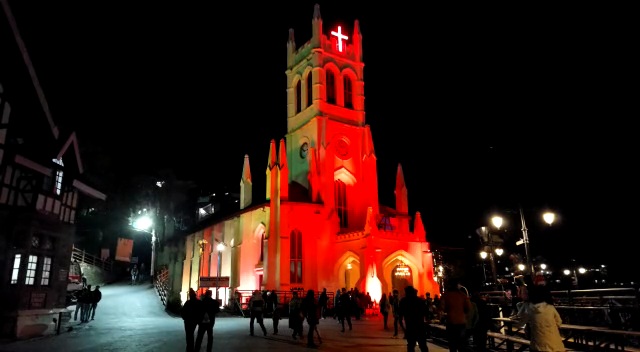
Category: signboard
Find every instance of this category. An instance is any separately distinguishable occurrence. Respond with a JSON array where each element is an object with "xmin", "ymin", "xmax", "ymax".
[
  {"xmin": 200, "ymin": 276, "xmax": 229, "ymax": 288},
  {"xmin": 60, "ymin": 310, "xmax": 72, "ymax": 323},
  {"xmin": 115, "ymin": 238, "xmax": 134, "ymax": 262},
  {"xmin": 30, "ymin": 292, "xmax": 47, "ymax": 309}
]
